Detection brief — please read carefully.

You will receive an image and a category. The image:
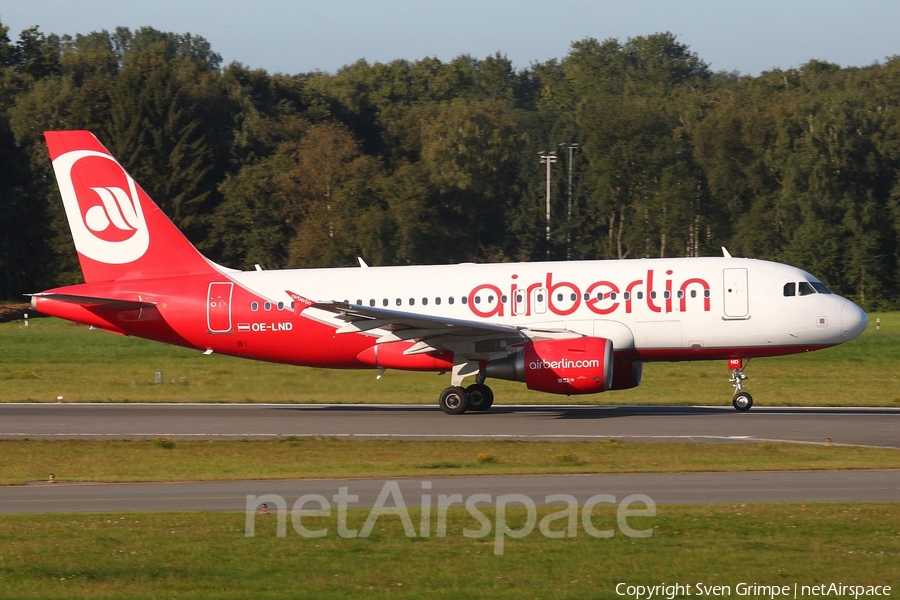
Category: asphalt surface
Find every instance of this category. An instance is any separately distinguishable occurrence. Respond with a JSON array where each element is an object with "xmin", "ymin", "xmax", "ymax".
[
  {"xmin": 0, "ymin": 403, "xmax": 898, "ymax": 447},
  {"xmin": 2, "ymin": 470, "xmax": 898, "ymax": 514}
]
